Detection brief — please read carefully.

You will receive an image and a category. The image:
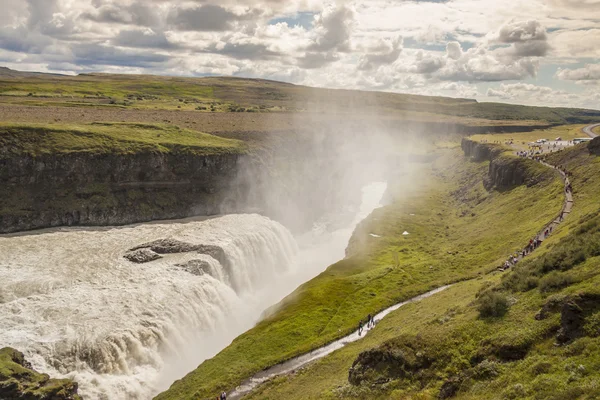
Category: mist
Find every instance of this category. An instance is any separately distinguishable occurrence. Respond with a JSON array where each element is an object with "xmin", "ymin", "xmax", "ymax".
[{"xmin": 0, "ymin": 93, "xmax": 432, "ymax": 400}]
